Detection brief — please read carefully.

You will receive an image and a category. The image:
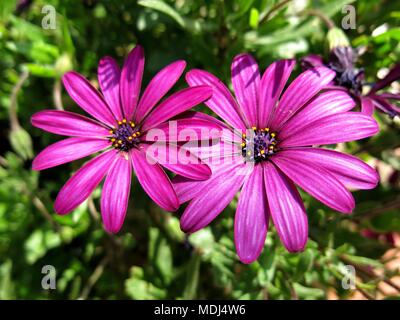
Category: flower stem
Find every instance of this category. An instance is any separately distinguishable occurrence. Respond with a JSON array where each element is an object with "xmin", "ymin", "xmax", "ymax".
[{"xmin": 9, "ymin": 70, "xmax": 29, "ymax": 131}]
